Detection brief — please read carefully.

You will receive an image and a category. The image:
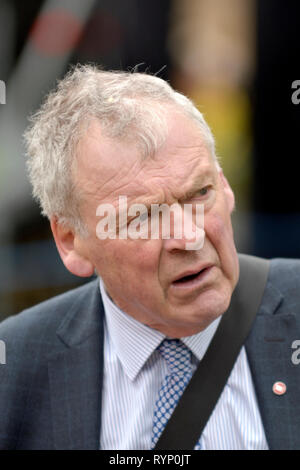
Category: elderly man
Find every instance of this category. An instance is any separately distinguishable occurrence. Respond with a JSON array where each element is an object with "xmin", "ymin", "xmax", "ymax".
[{"xmin": 0, "ymin": 65, "xmax": 299, "ymax": 450}]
